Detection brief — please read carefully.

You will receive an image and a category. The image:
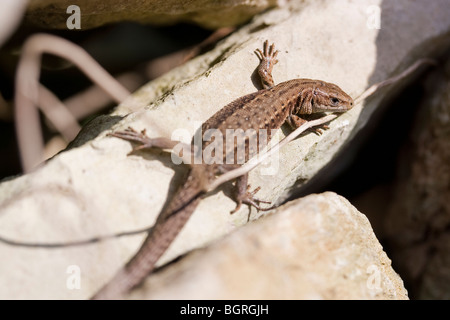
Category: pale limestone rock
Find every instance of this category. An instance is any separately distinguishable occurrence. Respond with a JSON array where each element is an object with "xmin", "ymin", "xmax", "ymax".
[
  {"xmin": 0, "ymin": 0, "xmax": 449, "ymax": 299},
  {"xmin": 25, "ymin": 0, "xmax": 281, "ymax": 29},
  {"xmin": 130, "ymin": 193, "xmax": 408, "ymax": 299}
]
